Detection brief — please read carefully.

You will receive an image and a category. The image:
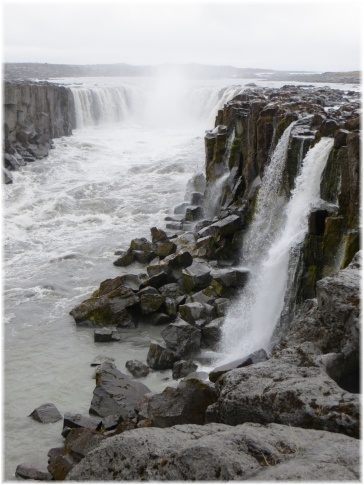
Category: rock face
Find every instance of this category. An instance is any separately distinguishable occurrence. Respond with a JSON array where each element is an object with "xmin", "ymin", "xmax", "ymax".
[
  {"xmin": 3, "ymin": 81, "xmax": 75, "ymax": 179},
  {"xmin": 67, "ymin": 422, "xmax": 360, "ymax": 481}
]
